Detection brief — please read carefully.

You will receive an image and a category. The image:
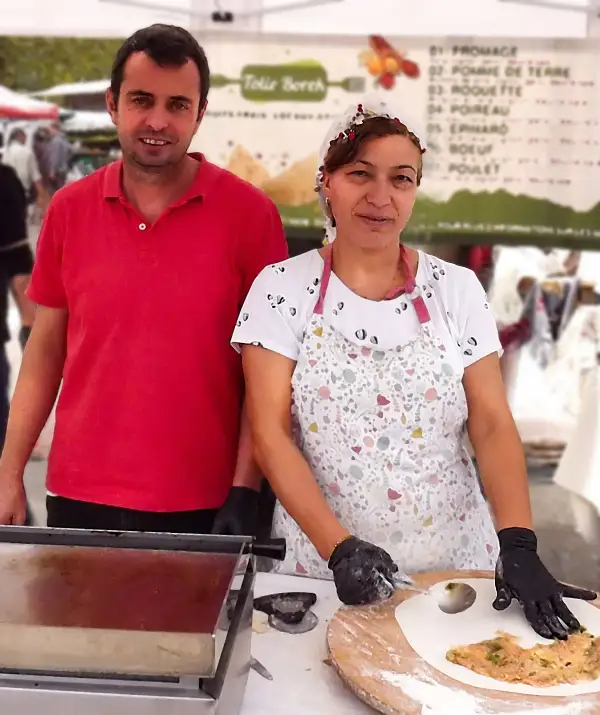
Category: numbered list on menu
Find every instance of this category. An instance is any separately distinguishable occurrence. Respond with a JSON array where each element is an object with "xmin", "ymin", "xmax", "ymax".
[{"xmin": 422, "ymin": 40, "xmax": 600, "ymax": 217}]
